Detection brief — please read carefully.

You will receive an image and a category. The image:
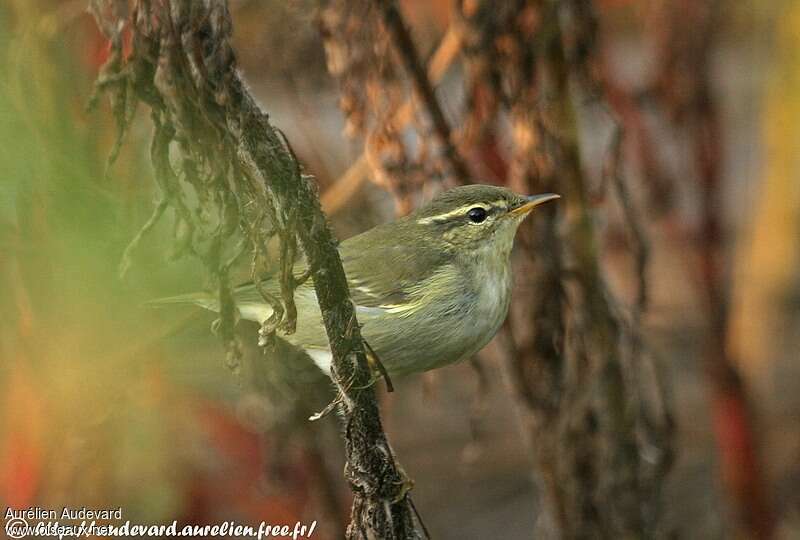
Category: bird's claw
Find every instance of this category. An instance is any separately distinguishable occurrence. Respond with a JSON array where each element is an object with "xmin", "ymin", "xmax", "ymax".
[
  {"xmin": 392, "ymin": 467, "xmax": 415, "ymax": 503},
  {"xmin": 364, "ymin": 340, "xmax": 394, "ymax": 392}
]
